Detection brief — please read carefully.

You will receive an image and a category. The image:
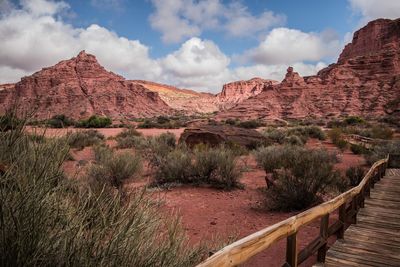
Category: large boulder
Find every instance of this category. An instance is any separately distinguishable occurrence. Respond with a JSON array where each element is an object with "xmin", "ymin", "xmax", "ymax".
[{"xmin": 179, "ymin": 125, "xmax": 267, "ymax": 149}]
